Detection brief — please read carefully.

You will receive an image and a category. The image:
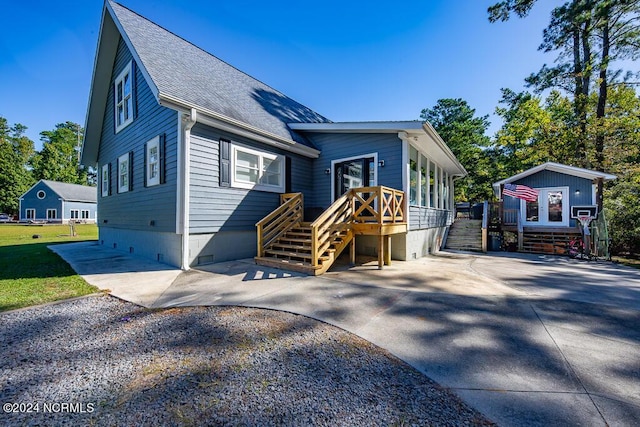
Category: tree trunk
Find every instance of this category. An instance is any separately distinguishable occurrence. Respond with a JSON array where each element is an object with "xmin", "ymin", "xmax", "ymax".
[{"xmin": 595, "ymin": 21, "xmax": 609, "ymax": 174}]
